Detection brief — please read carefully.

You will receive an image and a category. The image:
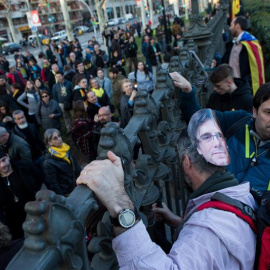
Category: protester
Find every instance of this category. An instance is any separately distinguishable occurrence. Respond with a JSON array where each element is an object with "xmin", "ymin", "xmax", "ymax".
[
  {"xmin": 43, "ymin": 128, "xmax": 81, "ymax": 196},
  {"xmin": 0, "ymin": 150, "xmax": 42, "ymax": 239},
  {"xmin": 77, "ymin": 124, "xmax": 256, "ymax": 269},
  {"xmin": 38, "ymin": 90, "xmax": 63, "ymax": 132},
  {"xmin": 120, "ymin": 79, "xmax": 137, "ymax": 128},
  {"xmin": 128, "ymin": 61, "xmax": 154, "ymax": 93},
  {"xmin": 207, "ymin": 64, "xmax": 253, "ymax": 112},
  {"xmin": 17, "ymin": 80, "xmax": 40, "ymax": 126},
  {"xmin": 171, "ymin": 71, "xmax": 270, "ymax": 195}
]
